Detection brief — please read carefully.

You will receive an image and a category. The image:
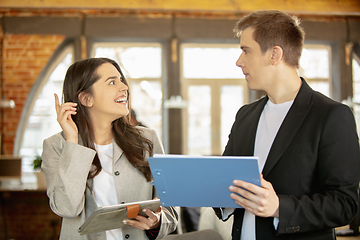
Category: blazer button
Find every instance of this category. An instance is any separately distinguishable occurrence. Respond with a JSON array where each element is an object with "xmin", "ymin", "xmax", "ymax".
[
  {"xmin": 125, "ymin": 234, "xmax": 130, "ymax": 239},
  {"xmin": 114, "ymin": 171, "xmax": 120, "ymax": 176}
]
